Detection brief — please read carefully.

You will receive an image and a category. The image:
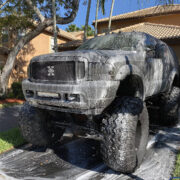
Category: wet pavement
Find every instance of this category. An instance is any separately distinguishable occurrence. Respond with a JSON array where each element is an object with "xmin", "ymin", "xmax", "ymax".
[{"xmin": 0, "ymin": 125, "xmax": 180, "ymax": 180}]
